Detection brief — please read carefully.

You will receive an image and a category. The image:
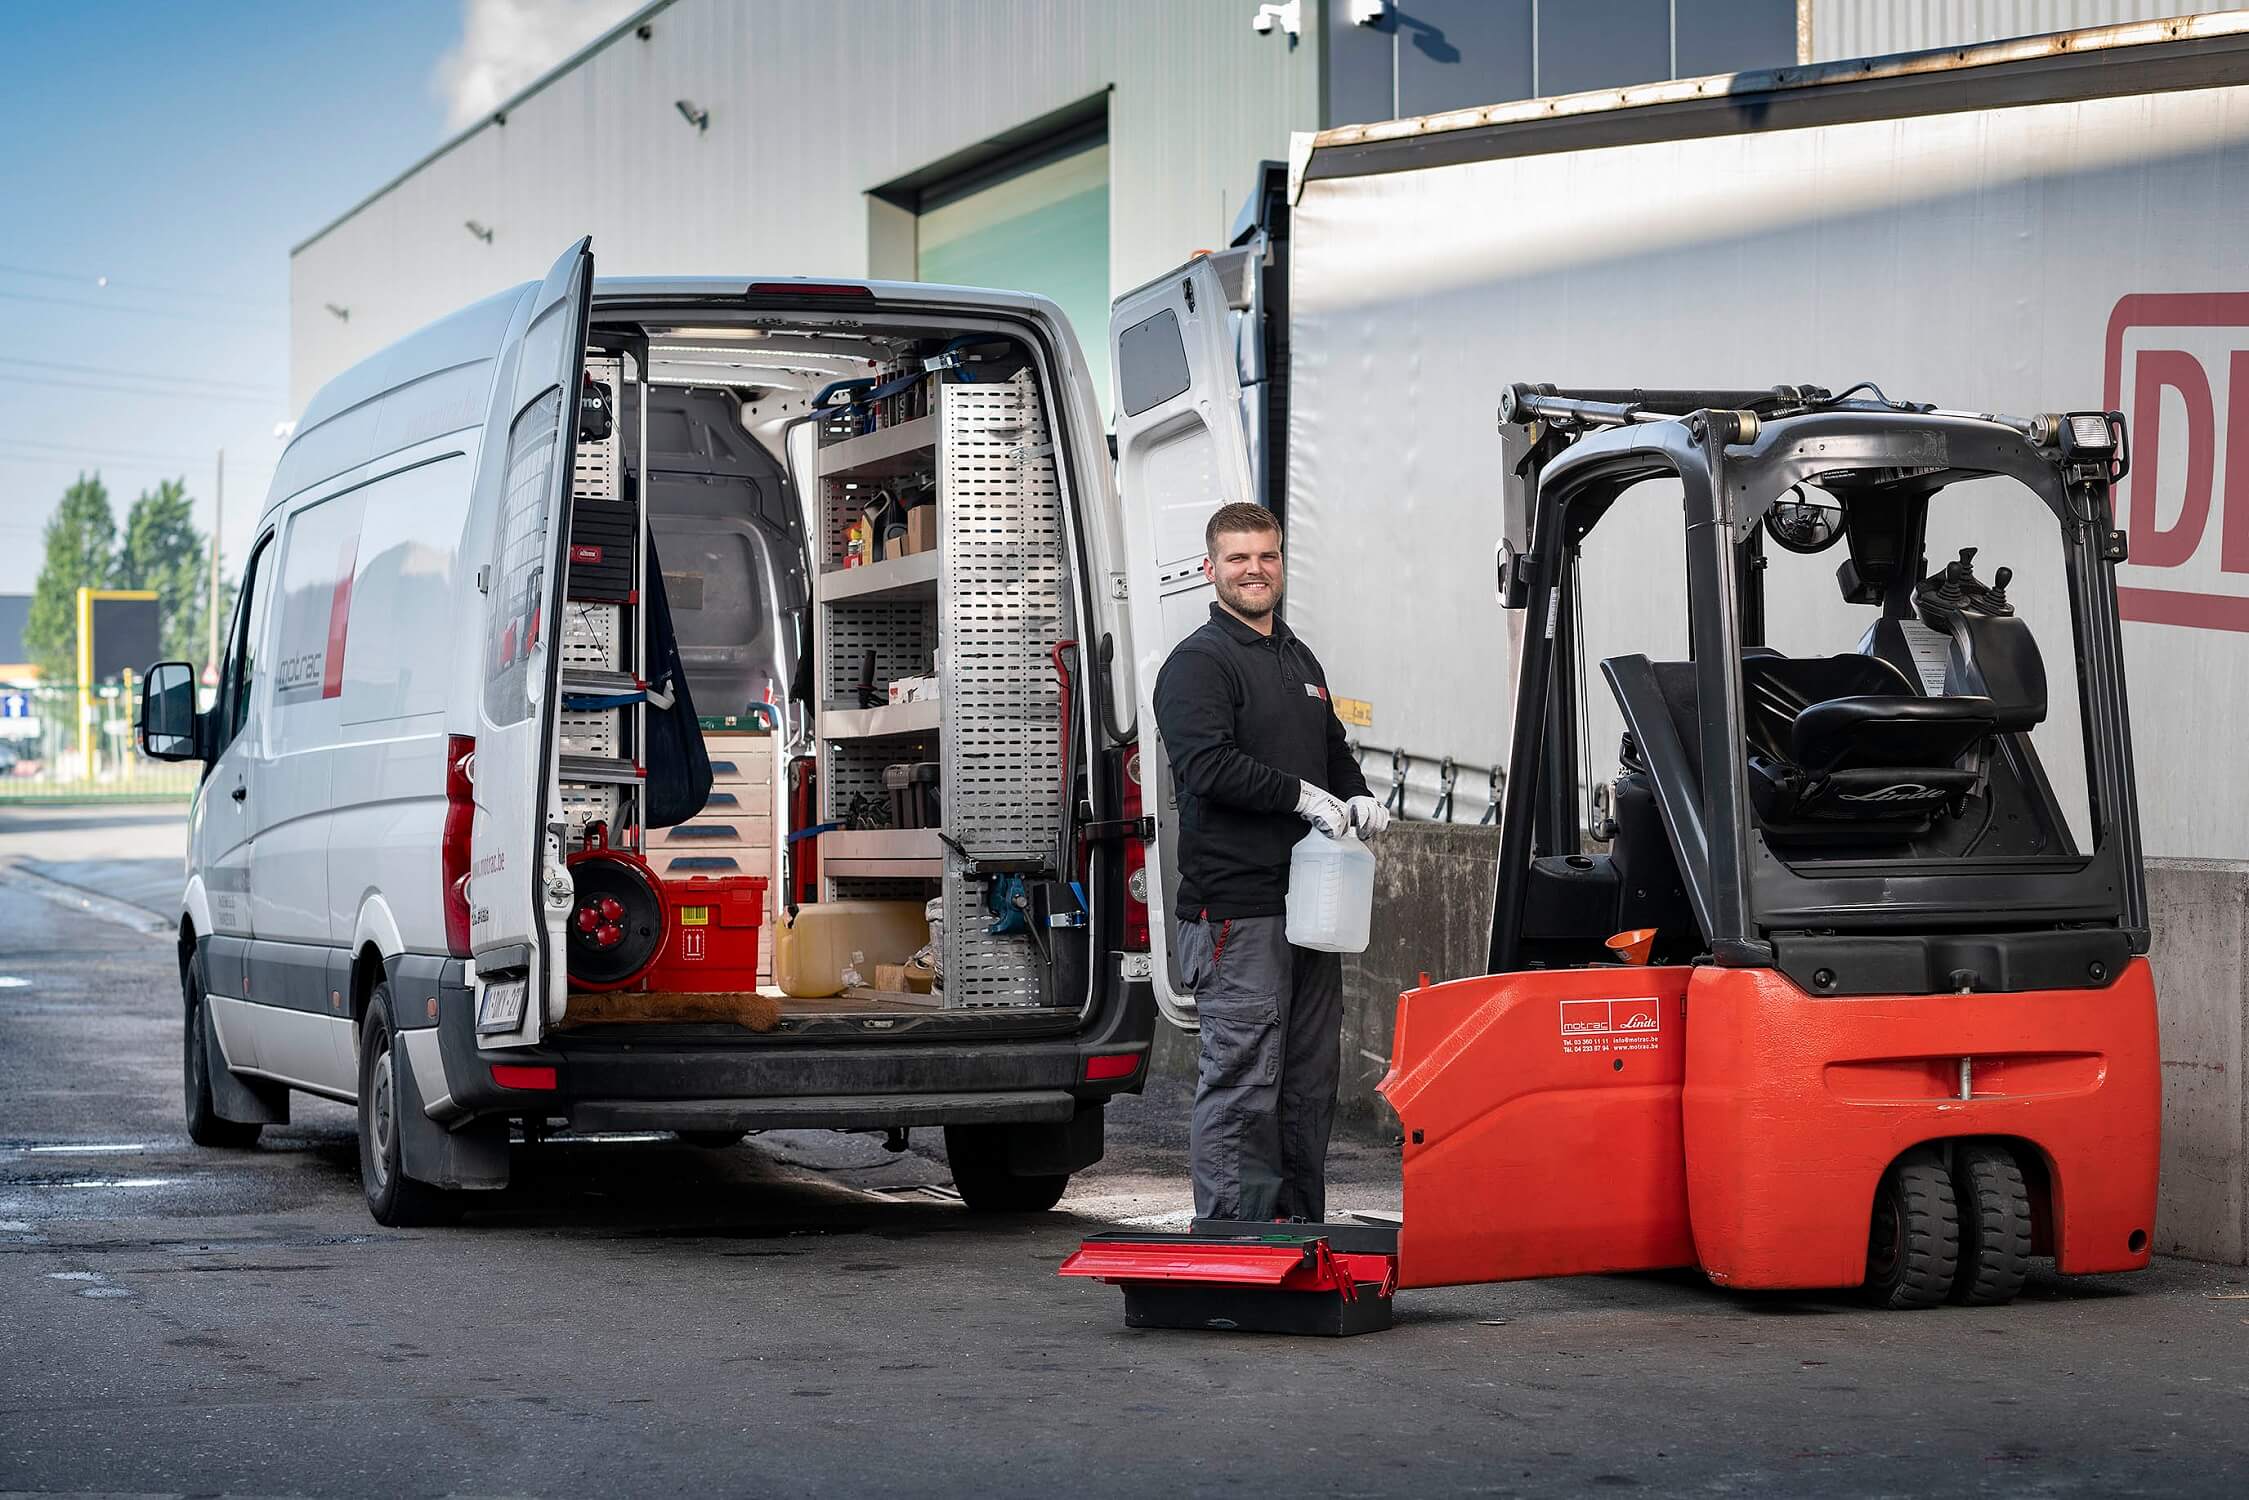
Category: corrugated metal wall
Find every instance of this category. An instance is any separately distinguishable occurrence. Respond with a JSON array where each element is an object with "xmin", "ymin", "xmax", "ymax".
[
  {"xmin": 1808, "ymin": 1, "xmax": 2211, "ymax": 61},
  {"xmin": 289, "ymin": 0, "xmax": 1317, "ymax": 412}
]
